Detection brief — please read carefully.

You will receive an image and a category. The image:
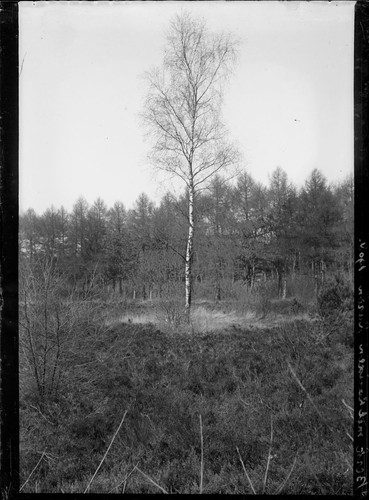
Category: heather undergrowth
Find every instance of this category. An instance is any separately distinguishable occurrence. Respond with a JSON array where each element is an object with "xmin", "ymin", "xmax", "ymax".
[{"xmin": 20, "ymin": 301, "xmax": 353, "ymax": 494}]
